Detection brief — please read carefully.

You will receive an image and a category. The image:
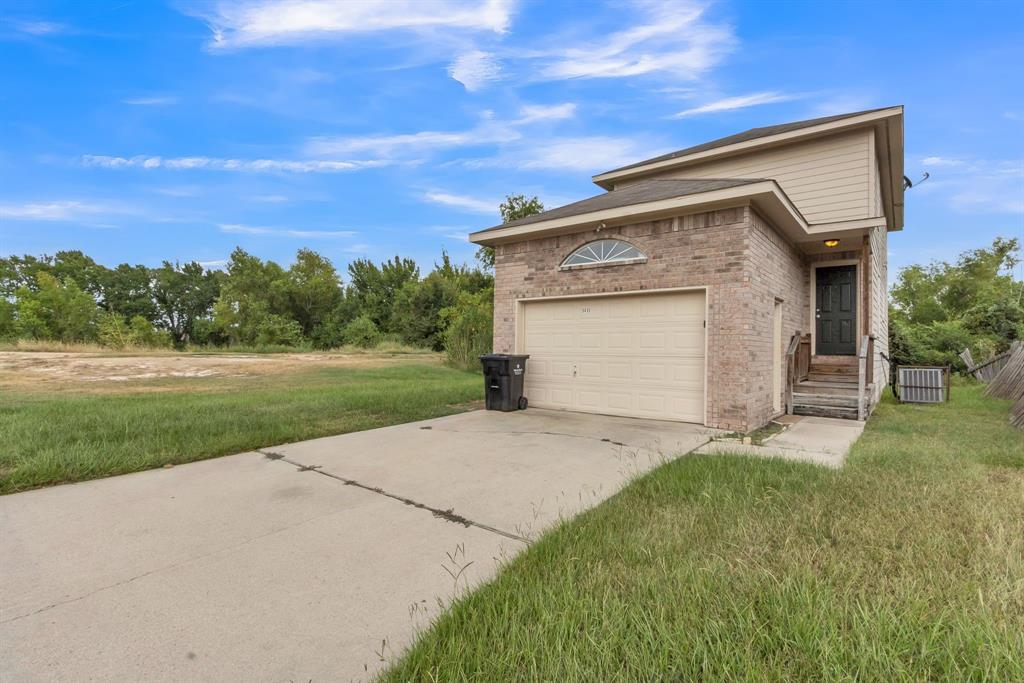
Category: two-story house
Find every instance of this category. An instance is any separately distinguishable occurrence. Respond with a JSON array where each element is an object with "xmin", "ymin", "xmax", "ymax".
[{"xmin": 469, "ymin": 106, "xmax": 904, "ymax": 432}]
